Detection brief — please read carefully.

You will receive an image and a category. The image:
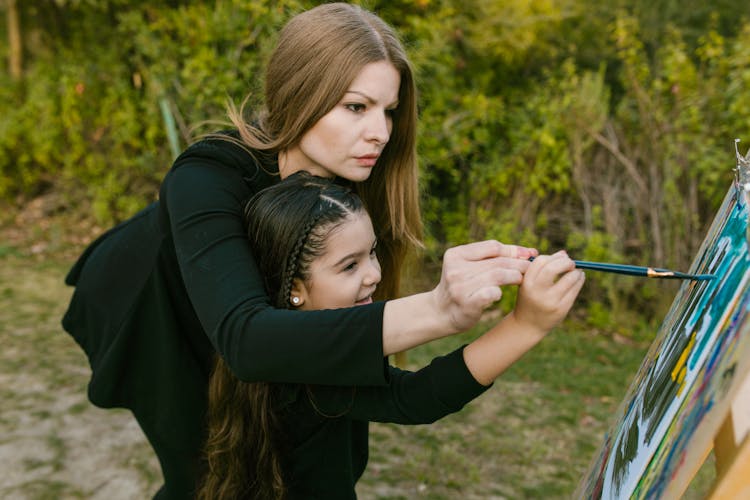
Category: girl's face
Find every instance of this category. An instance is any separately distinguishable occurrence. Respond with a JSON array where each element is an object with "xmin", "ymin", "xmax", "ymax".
[
  {"xmin": 280, "ymin": 60, "xmax": 401, "ymax": 182},
  {"xmin": 292, "ymin": 211, "xmax": 381, "ymax": 310}
]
